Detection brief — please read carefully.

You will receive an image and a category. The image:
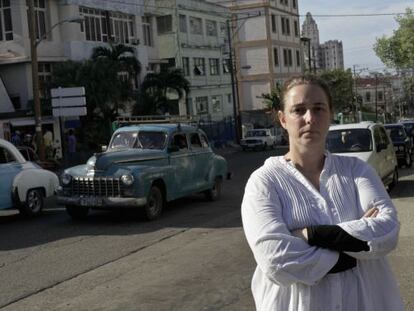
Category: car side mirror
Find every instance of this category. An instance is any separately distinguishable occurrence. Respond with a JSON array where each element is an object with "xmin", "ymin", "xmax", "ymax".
[
  {"xmin": 168, "ymin": 146, "xmax": 180, "ymax": 153},
  {"xmin": 101, "ymin": 145, "xmax": 107, "ymax": 152}
]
